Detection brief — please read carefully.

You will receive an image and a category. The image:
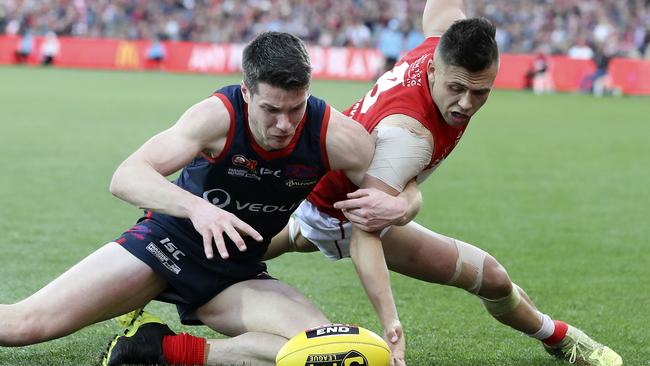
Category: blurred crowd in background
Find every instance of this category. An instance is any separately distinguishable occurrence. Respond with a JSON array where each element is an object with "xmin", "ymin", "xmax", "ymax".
[{"xmin": 2, "ymin": 0, "xmax": 650, "ymax": 60}]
